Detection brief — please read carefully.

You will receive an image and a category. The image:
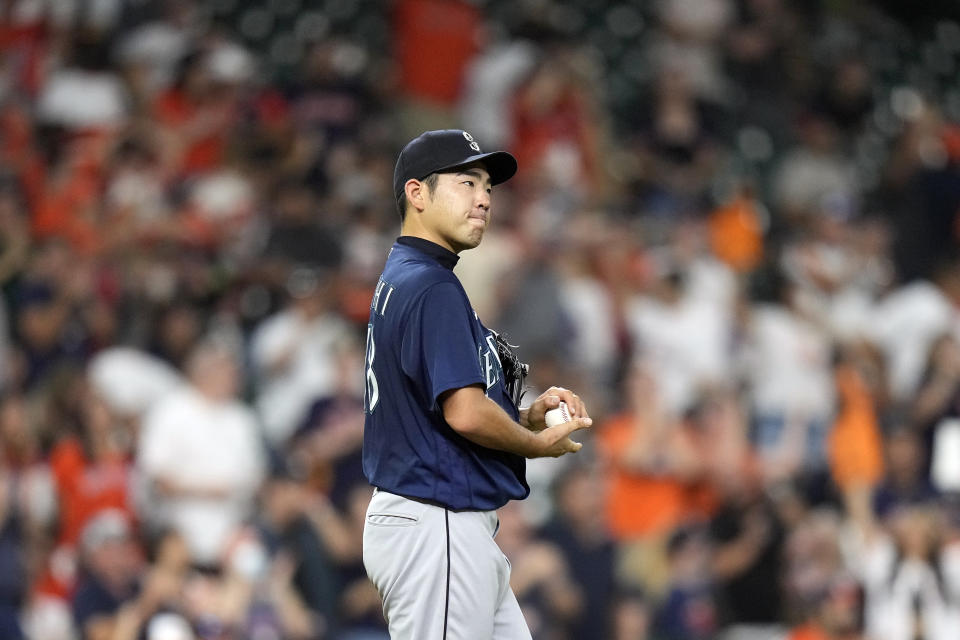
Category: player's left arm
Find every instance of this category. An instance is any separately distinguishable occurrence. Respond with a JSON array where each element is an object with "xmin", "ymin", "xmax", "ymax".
[
  {"xmin": 520, "ymin": 386, "xmax": 590, "ymax": 431},
  {"xmin": 442, "ymin": 386, "xmax": 591, "ymax": 458}
]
